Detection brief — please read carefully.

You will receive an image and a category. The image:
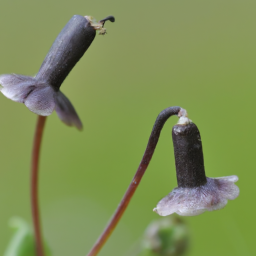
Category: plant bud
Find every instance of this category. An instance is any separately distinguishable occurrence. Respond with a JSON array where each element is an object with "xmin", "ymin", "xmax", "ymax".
[{"xmin": 141, "ymin": 217, "xmax": 189, "ymax": 256}]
